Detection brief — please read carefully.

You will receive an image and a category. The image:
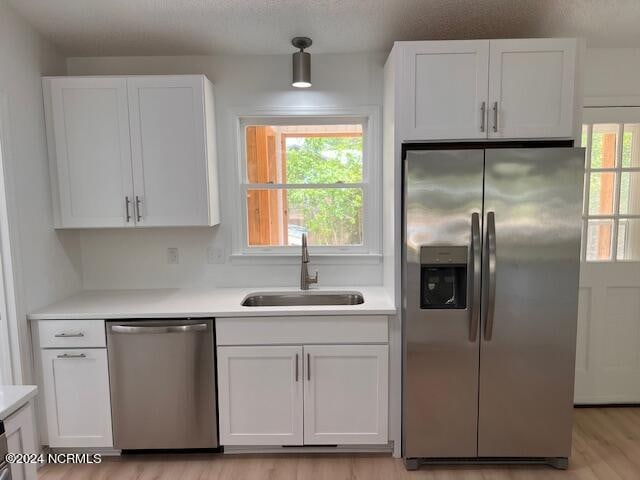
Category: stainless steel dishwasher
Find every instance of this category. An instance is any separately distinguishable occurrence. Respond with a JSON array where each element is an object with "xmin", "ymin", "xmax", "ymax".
[{"xmin": 106, "ymin": 319, "xmax": 218, "ymax": 449}]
